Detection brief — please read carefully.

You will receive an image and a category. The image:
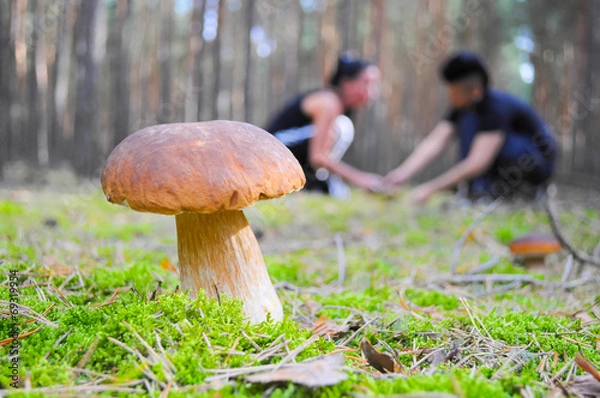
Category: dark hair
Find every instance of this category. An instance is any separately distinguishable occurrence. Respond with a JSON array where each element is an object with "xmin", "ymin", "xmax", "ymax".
[
  {"xmin": 440, "ymin": 51, "xmax": 489, "ymax": 90},
  {"xmin": 329, "ymin": 53, "xmax": 372, "ymax": 87}
]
